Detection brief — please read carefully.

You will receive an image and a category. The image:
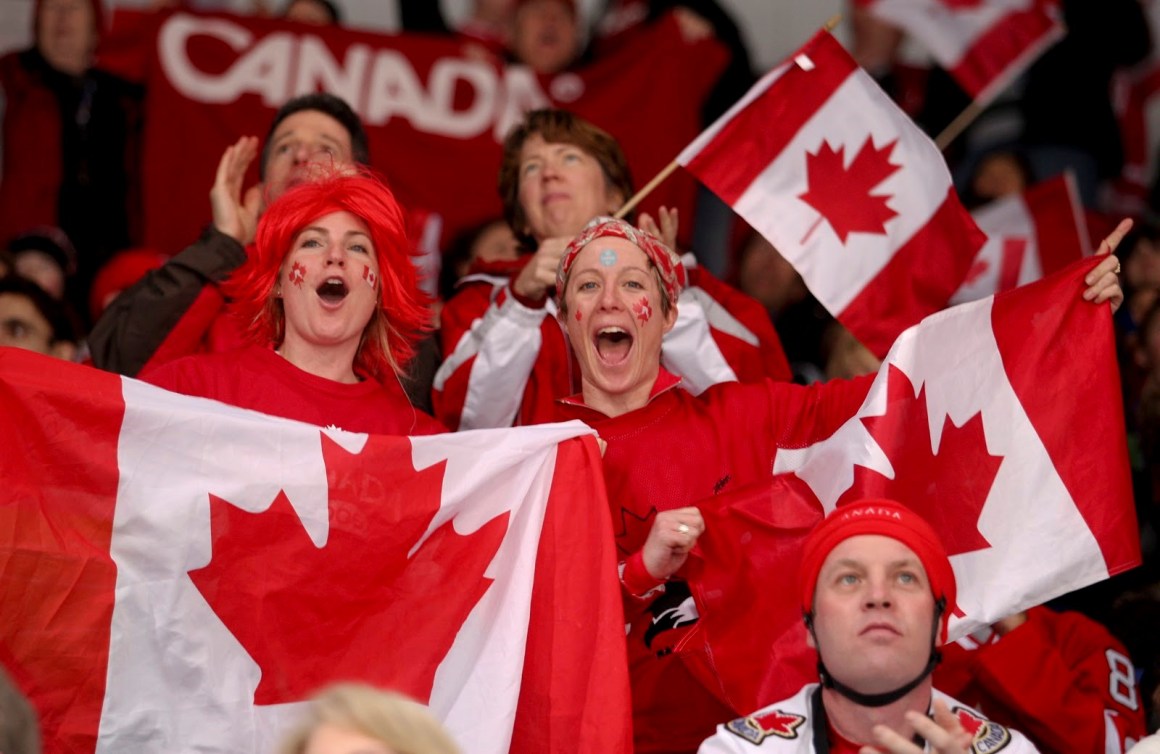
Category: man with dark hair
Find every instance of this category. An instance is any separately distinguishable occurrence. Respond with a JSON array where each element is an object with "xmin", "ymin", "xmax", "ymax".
[
  {"xmin": 0, "ymin": 275, "xmax": 78, "ymax": 360},
  {"xmin": 699, "ymin": 500, "xmax": 1039, "ymax": 754},
  {"xmin": 87, "ymin": 93, "xmax": 365, "ymax": 375}
]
